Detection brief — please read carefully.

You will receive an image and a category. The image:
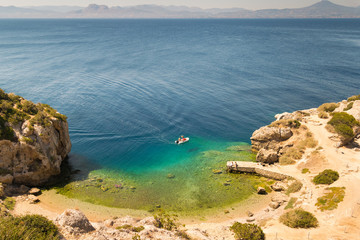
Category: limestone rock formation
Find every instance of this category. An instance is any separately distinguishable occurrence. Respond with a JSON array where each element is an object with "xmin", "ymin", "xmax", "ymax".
[
  {"xmin": 56, "ymin": 209, "xmax": 95, "ymax": 234},
  {"xmin": 0, "ymin": 89, "xmax": 71, "ymax": 186},
  {"xmin": 256, "ymin": 148, "xmax": 278, "ymax": 164}
]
